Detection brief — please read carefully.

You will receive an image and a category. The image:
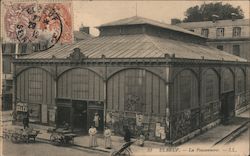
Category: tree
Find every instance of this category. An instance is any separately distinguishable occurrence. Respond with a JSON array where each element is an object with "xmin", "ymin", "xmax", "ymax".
[{"xmin": 183, "ymin": 2, "xmax": 244, "ymax": 22}]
